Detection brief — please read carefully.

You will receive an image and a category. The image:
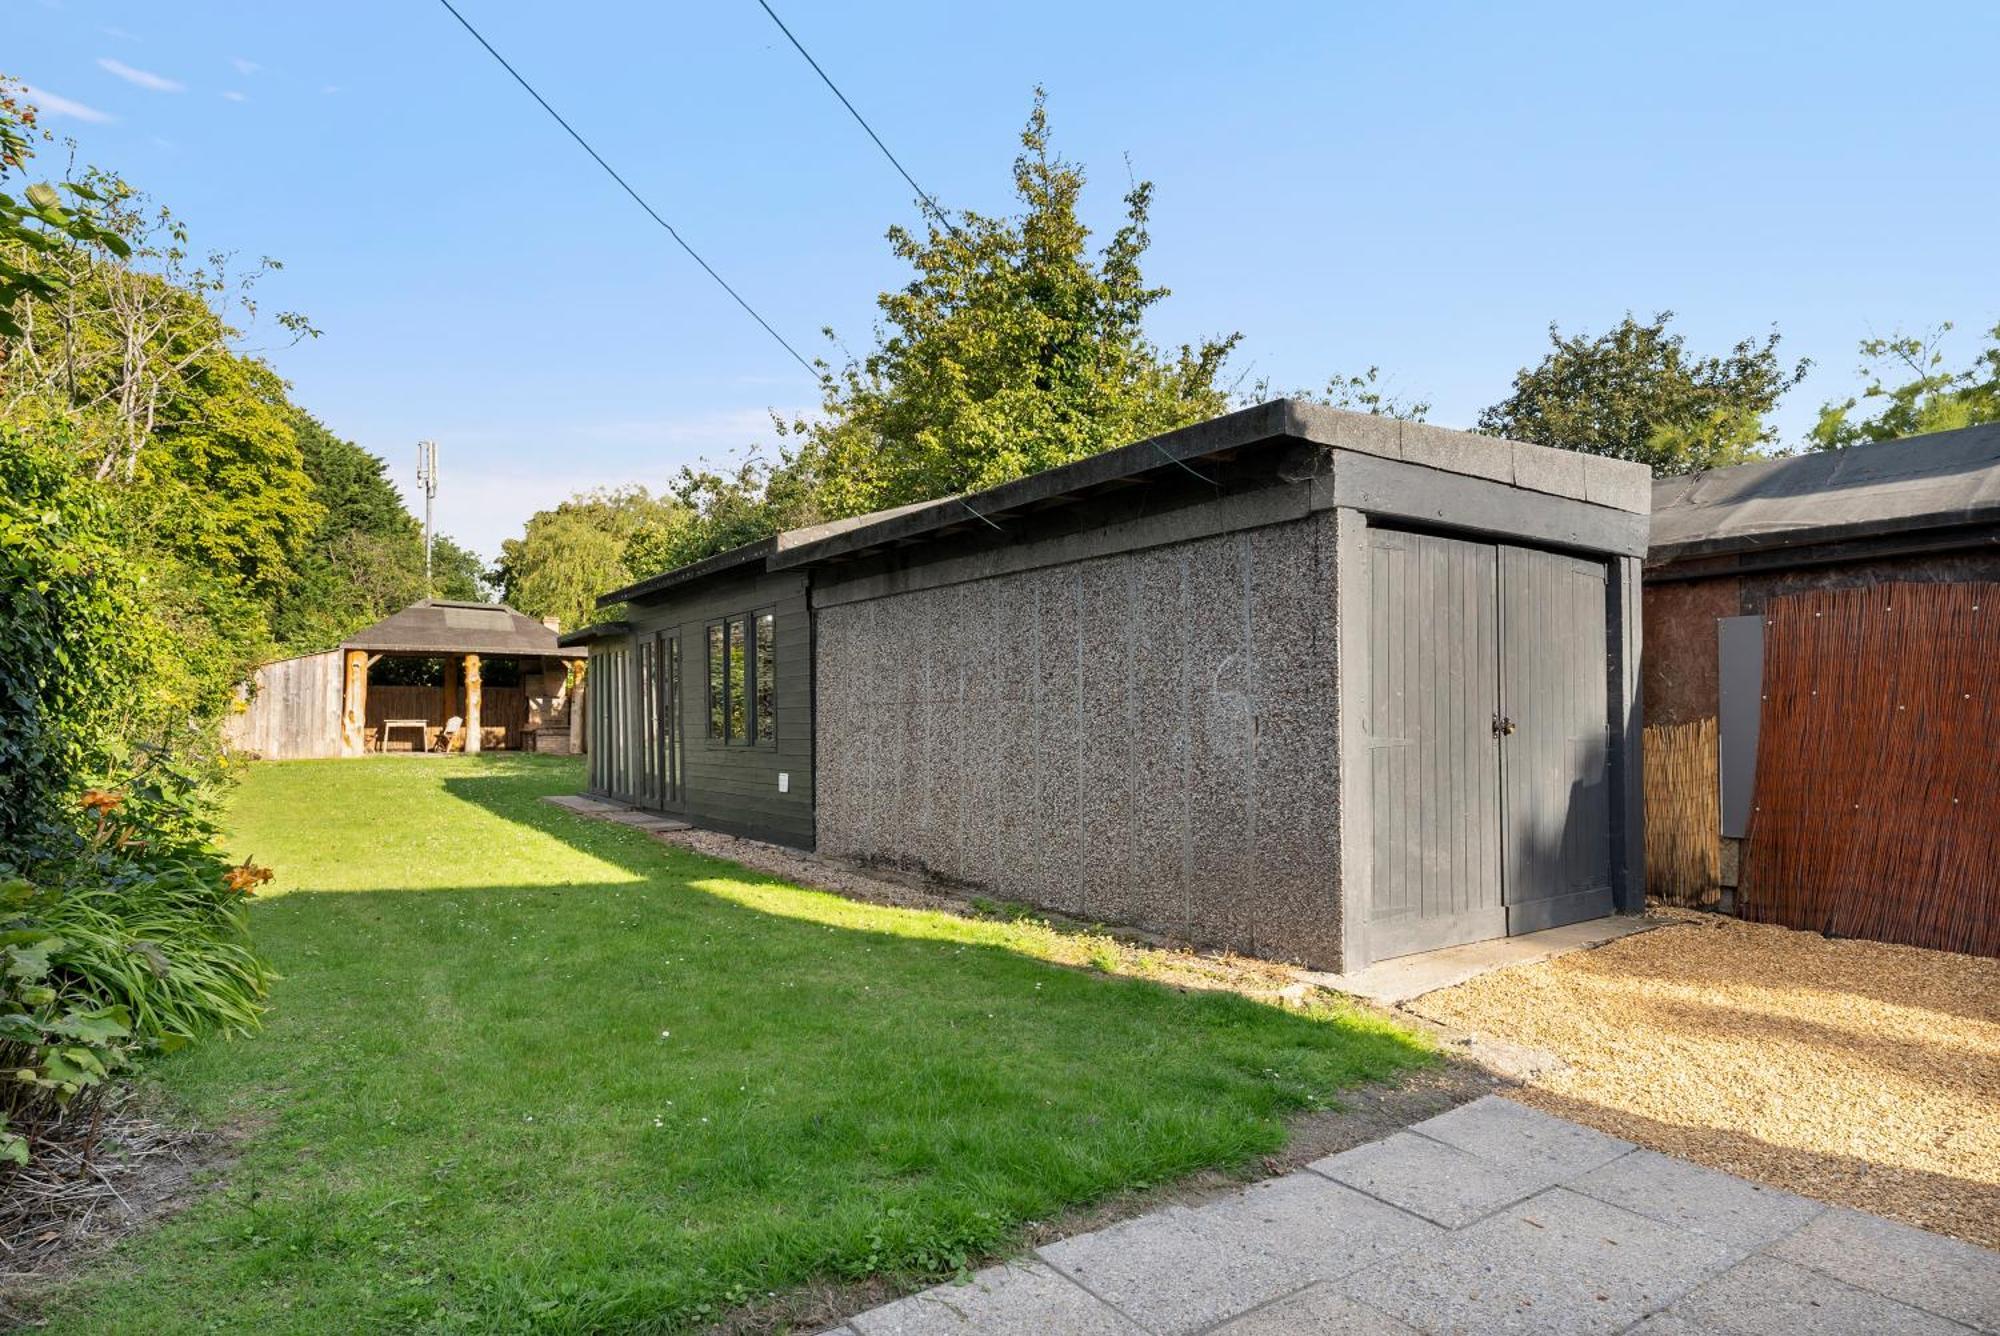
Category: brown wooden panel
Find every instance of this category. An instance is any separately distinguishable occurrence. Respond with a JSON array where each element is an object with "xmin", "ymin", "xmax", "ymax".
[{"xmin": 1740, "ymin": 582, "xmax": 1998, "ymax": 956}]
